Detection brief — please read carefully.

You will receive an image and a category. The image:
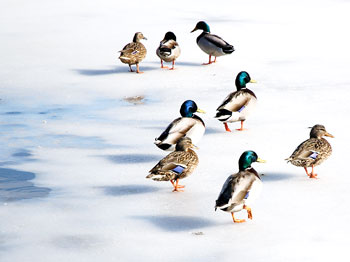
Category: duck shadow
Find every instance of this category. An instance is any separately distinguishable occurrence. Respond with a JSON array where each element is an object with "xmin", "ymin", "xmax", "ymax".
[
  {"xmin": 0, "ymin": 167, "xmax": 51, "ymax": 202},
  {"xmin": 131, "ymin": 215, "xmax": 216, "ymax": 232},
  {"xmin": 103, "ymin": 153, "xmax": 162, "ymax": 164},
  {"xmin": 205, "ymin": 127, "xmax": 223, "ymax": 135},
  {"xmin": 74, "ymin": 65, "xmax": 157, "ymax": 76},
  {"xmin": 149, "ymin": 61, "xmax": 202, "ymax": 67},
  {"xmin": 100, "ymin": 184, "xmax": 161, "ymax": 197},
  {"xmin": 260, "ymin": 172, "xmax": 296, "ymax": 182}
]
